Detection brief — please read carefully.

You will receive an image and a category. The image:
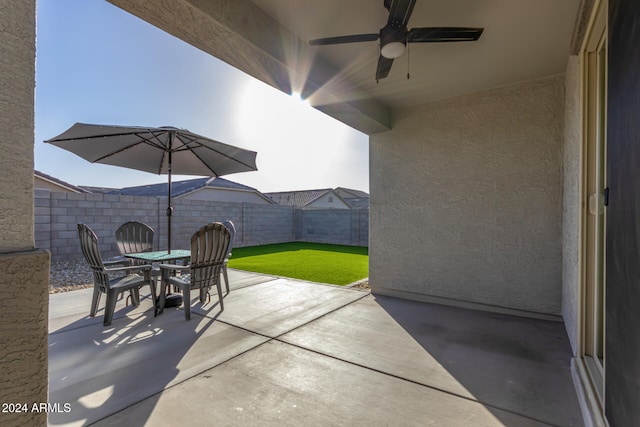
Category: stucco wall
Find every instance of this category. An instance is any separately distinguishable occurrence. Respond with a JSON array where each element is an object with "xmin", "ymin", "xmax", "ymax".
[
  {"xmin": 0, "ymin": 0, "xmax": 36, "ymax": 252},
  {"xmin": 34, "ymin": 177, "xmax": 78, "ymax": 193},
  {"xmin": 562, "ymin": 56, "xmax": 582, "ymax": 354},
  {"xmin": 0, "ymin": 1, "xmax": 49, "ymax": 425},
  {"xmin": 0, "ymin": 250, "xmax": 49, "ymax": 426},
  {"xmin": 370, "ymin": 76, "xmax": 564, "ymax": 315}
]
